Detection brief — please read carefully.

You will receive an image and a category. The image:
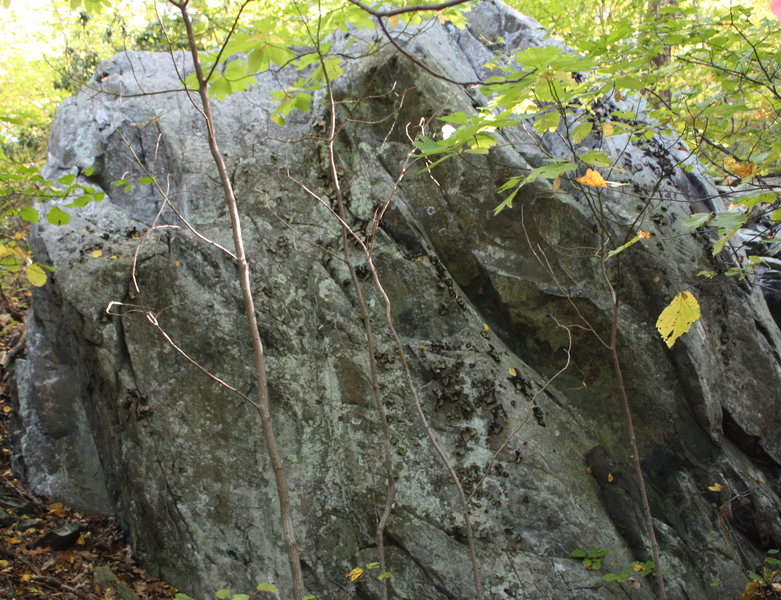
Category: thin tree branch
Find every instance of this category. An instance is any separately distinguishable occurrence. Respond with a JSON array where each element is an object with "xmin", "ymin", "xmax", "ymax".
[
  {"xmin": 345, "ymin": 0, "xmax": 473, "ymax": 18},
  {"xmin": 175, "ymin": 3, "xmax": 306, "ymax": 598}
]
